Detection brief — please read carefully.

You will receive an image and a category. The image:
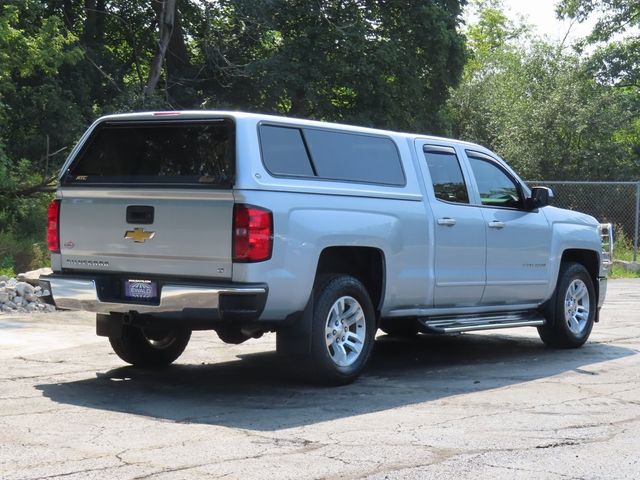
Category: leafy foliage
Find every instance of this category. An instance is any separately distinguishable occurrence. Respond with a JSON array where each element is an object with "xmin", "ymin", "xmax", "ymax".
[
  {"xmin": 196, "ymin": 0, "xmax": 467, "ymax": 131},
  {"xmin": 557, "ymin": 0, "xmax": 640, "ymax": 89},
  {"xmin": 448, "ymin": 0, "xmax": 640, "ymax": 180}
]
